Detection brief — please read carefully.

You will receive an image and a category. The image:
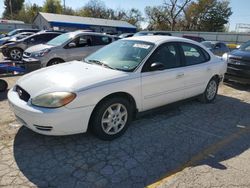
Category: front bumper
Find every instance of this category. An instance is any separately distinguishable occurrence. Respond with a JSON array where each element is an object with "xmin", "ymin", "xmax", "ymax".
[
  {"xmin": 225, "ymin": 64, "xmax": 250, "ymax": 84},
  {"xmin": 8, "ymin": 88, "xmax": 95, "ymax": 136}
]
